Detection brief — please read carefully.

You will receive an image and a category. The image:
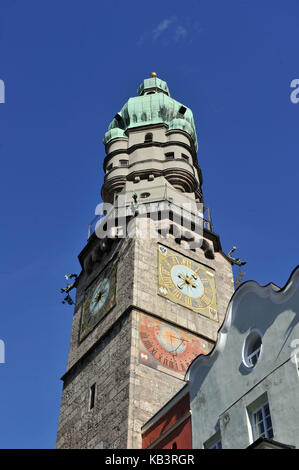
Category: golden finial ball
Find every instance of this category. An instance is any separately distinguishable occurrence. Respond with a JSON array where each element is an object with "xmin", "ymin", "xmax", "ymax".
[{"xmin": 150, "ymin": 72, "xmax": 157, "ymax": 78}]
